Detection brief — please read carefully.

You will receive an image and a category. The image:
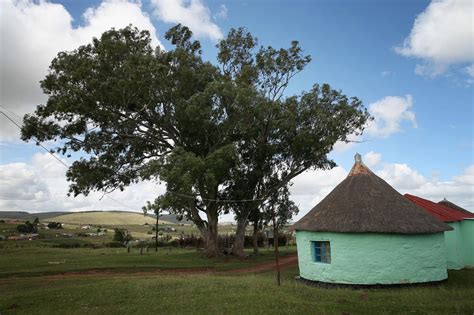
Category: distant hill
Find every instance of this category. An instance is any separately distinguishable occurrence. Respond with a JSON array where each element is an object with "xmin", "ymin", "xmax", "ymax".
[
  {"xmin": 0, "ymin": 210, "xmax": 189, "ymax": 225},
  {"xmin": 47, "ymin": 211, "xmax": 174, "ymax": 226},
  {"xmin": 0, "ymin": 211, "xmax": 68, "ymax": 221},
  {"xmin": 155, "ymin": 214, "xmax": 191, "ymax": 225}
]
